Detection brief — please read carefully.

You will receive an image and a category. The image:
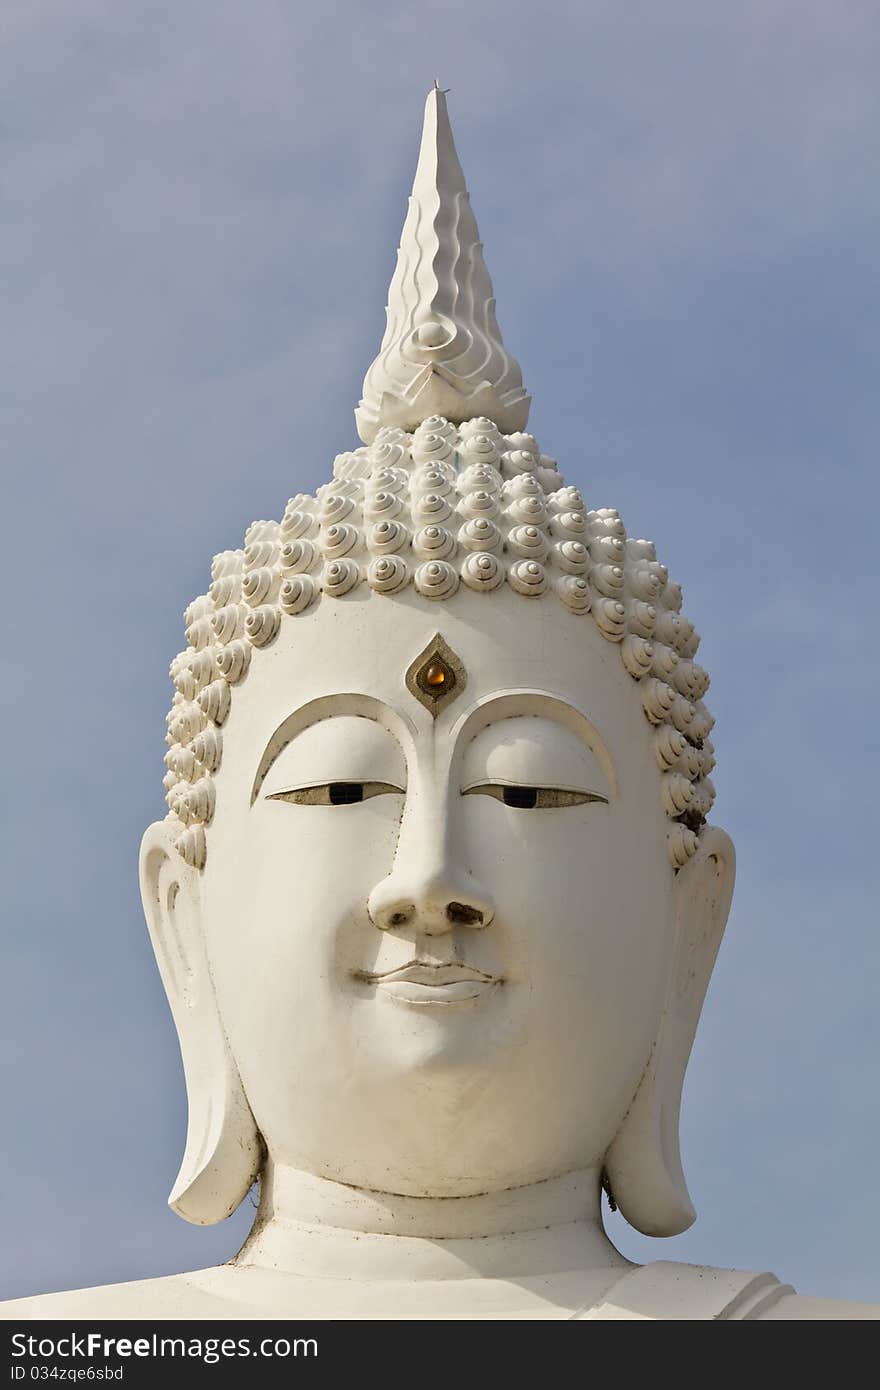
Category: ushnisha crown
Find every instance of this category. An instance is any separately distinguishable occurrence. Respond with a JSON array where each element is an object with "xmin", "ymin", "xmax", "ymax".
[
  {"xmin": 162, "ymin": 88, "xmax": 715, "ymax": 871},
  {"xmin": 355, "ymin": 82, "xmax": 530, "ymax": 442}
]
